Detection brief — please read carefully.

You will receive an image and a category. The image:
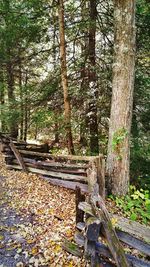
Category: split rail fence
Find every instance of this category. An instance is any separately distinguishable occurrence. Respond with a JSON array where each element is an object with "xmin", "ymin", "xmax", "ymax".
[
  {"xmin": 67, "ymin": 177, "xmax": 150, "ymax": 267},
  {"xmin": 0, "ymin": 133, "xmax": 150, "ymax": 266},
  {"xmin": 0, "ymin": 133, "xmax": 105, "ymax": 196}
]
